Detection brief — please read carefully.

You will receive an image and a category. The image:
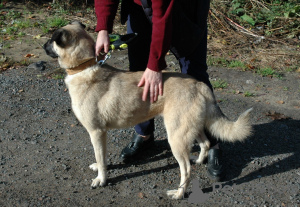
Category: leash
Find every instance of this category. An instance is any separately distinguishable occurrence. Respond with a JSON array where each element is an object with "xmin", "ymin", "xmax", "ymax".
[{"xmin": 96, "ymin": 50, "xmax": 112, "ymax": 66}]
